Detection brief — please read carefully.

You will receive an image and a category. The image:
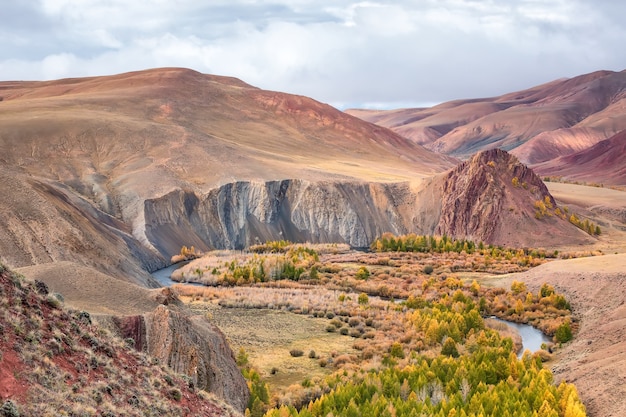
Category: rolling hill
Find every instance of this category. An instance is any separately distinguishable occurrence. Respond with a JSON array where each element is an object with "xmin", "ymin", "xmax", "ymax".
[{"xmin": 347, "ymin": 70, "xmax": 626, "ymax": 167}]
